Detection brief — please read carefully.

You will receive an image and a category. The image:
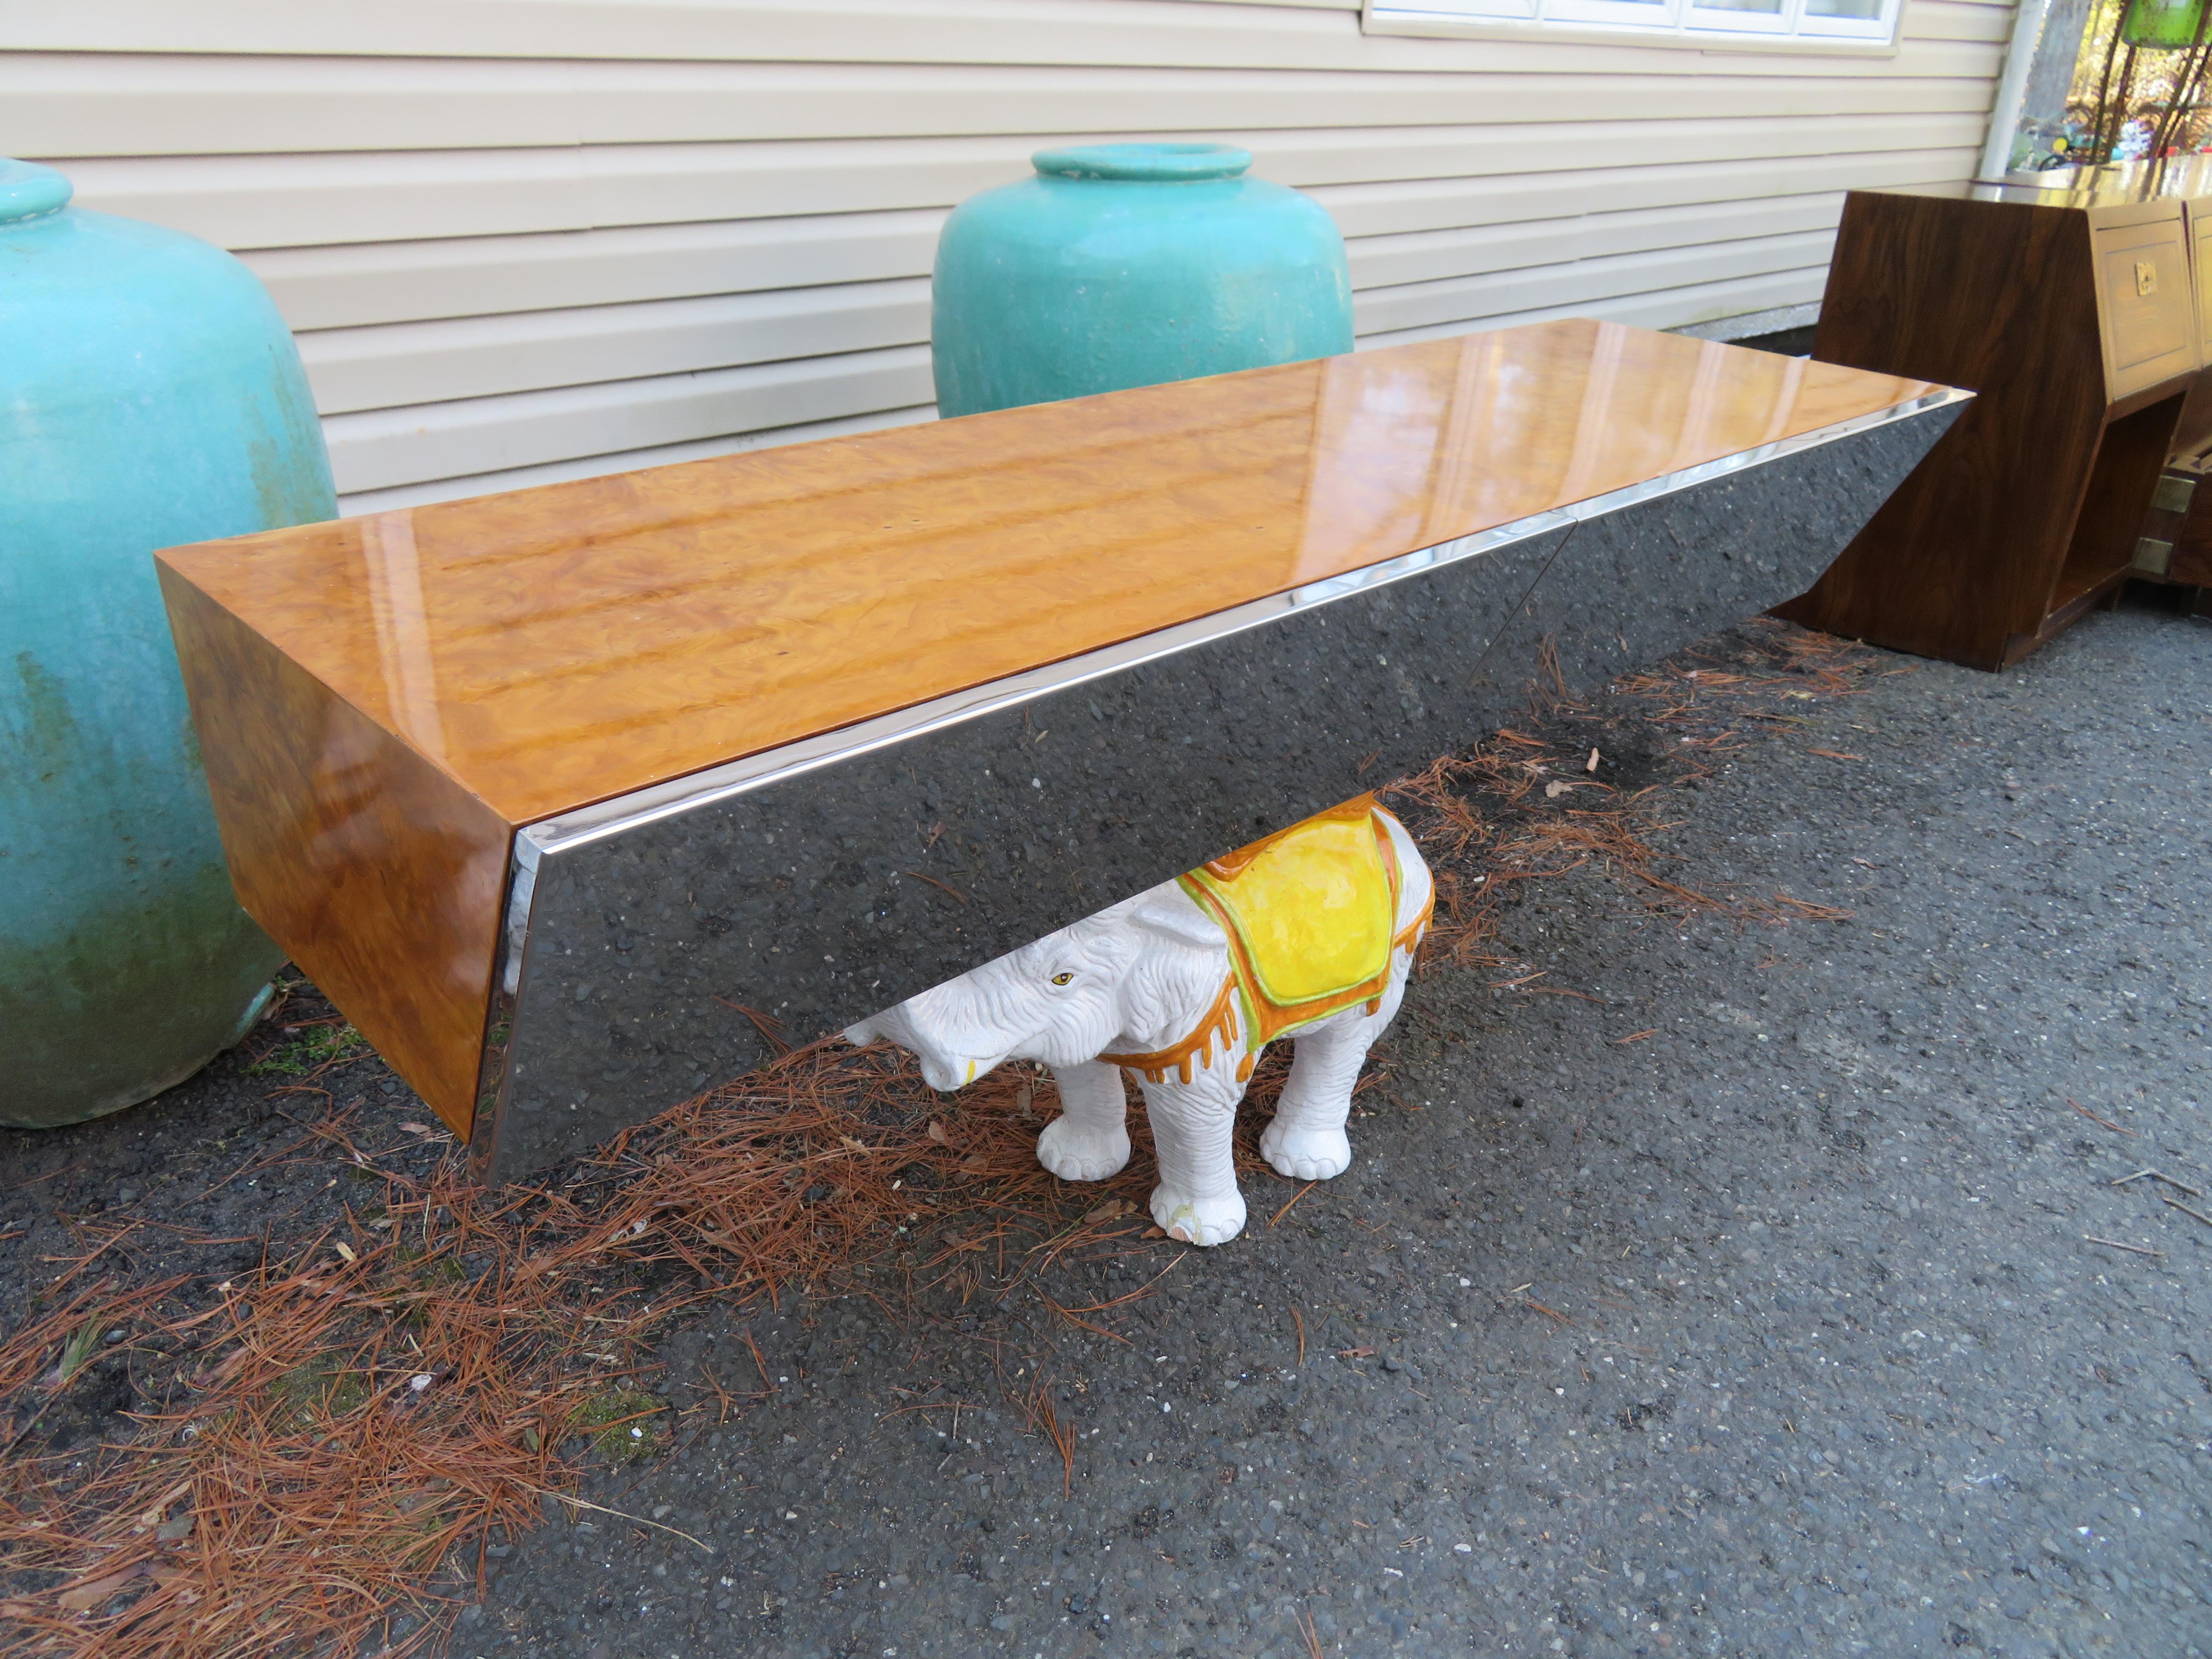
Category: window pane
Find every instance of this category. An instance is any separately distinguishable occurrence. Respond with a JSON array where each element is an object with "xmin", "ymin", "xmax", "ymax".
[
  {"xmin": 1694, "ymin": 0, "xmax": 1784, "ymax": 10},
  {"xmin": 1546, "ymin": 0, "xmax": 1677, "ymax": 16},
  {"xmin": 1805, "ymin": 0, "xmax": 1883, "ymax": 15},
  {"xmin": 1374, "ymin": 0, "xmax": 1536, "ymax": 16}
]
